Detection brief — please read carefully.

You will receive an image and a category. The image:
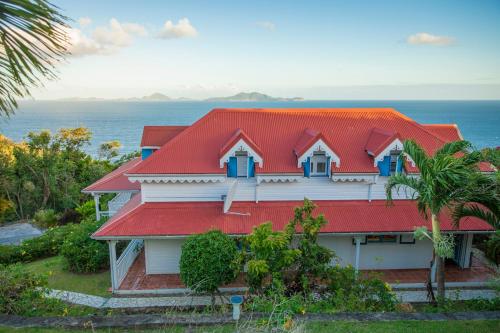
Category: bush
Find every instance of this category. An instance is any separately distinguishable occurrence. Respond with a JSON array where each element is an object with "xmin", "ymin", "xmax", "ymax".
[
  {"xmin": 180, "ymin": 230, "xmax": 239, "ymax": 293},
  {"xmin": 484, "ymin": 231, "xmax": 500, "ymax": 265},
  {"xmin": 75, "ymin": 200, "xmax": 96, "ymax": 221},
  {"xmin": 33, "ymin": 209, "xmax": 60, "ymax": 228},
  {"xmin": 60, "ymin": 219, "xmax": 109, "ymax": 273},
  {"xmin": 325, "ymin": 265, "xmax": 397, "ymax": 312},
  {"xmin": 0, "ymin": 264, "xmax": 47, "ymax": 315},
  {"xmin": 0, "ymin": 244, "xmax": 23, "ymax": 265},
  {"xmin": 57, "ymin": 208, "xmax": 81, "ymax": 225},
  {"xmin": 0, "ymin": 224, "xmax": 76, "ymax": 265}
]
